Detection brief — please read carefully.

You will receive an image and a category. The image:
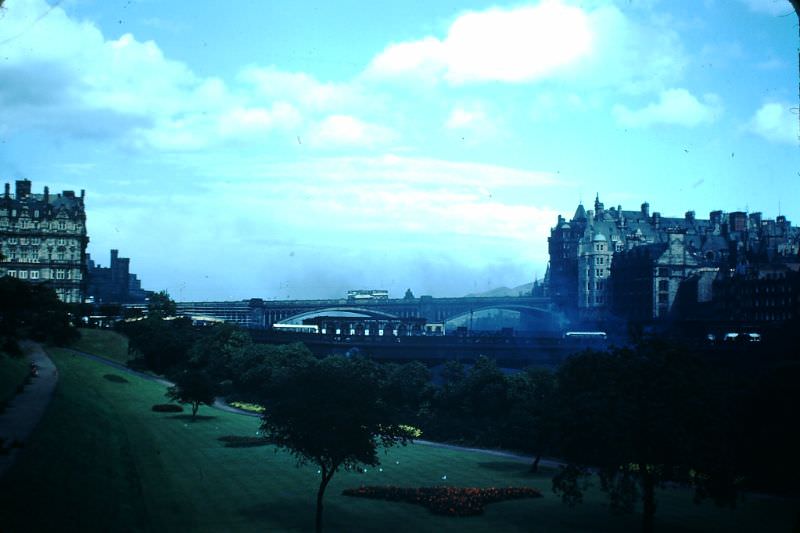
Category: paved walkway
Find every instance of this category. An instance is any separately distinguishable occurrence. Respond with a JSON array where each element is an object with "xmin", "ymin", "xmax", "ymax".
[{"xmin": 0, "ymin": 341, "xmax": 59, "ymax": 478}]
